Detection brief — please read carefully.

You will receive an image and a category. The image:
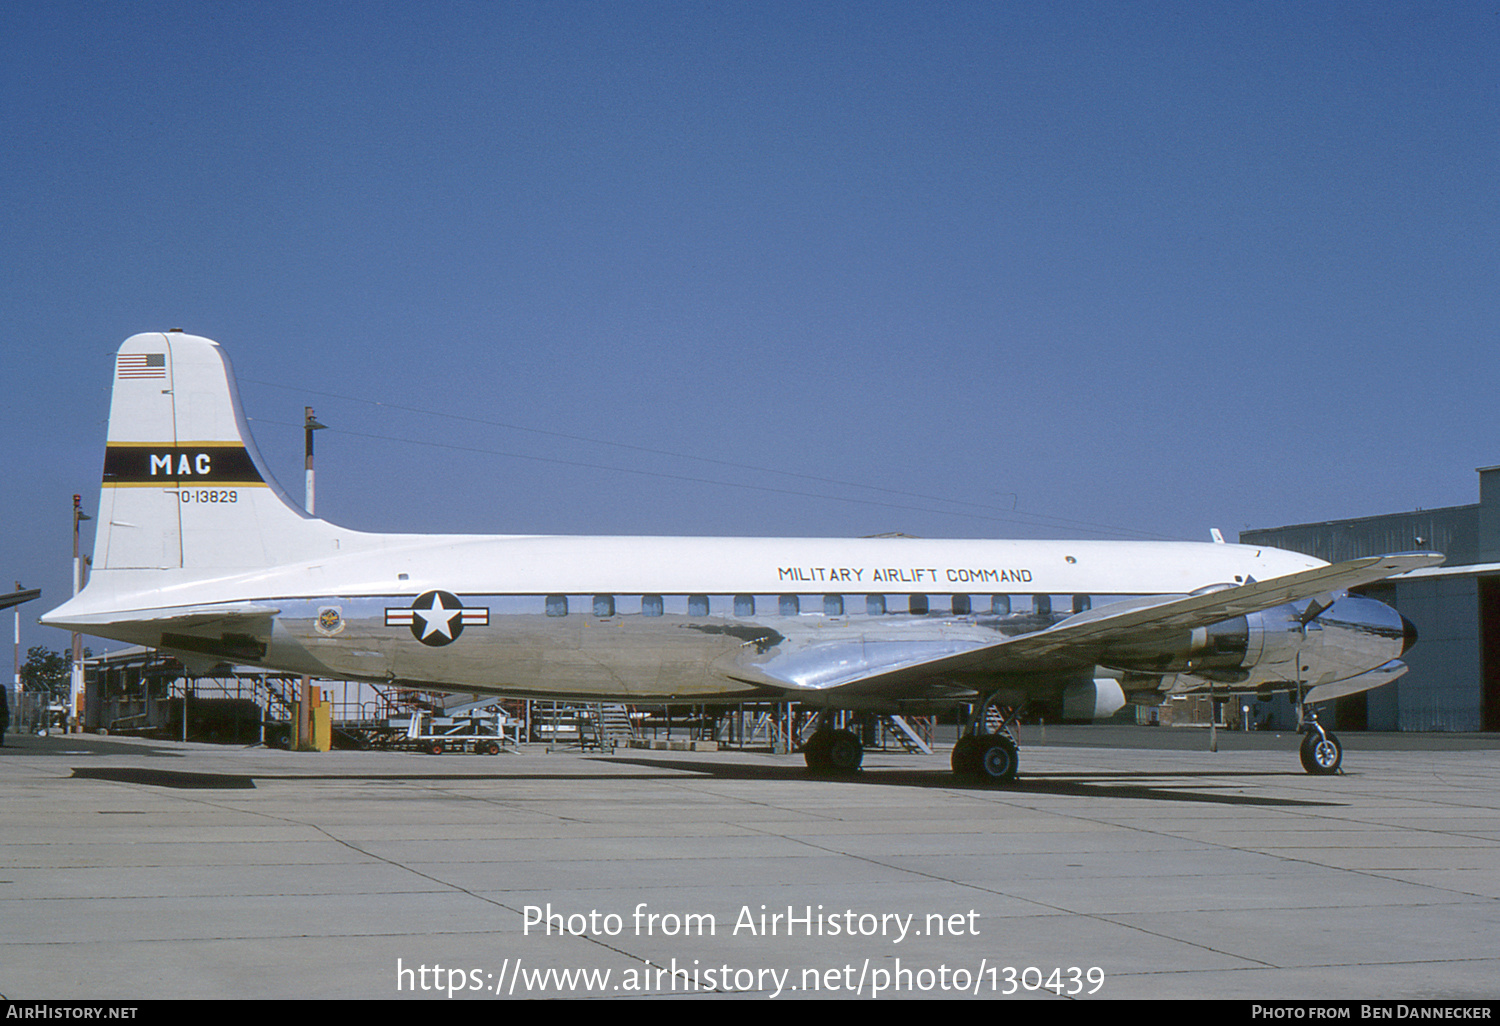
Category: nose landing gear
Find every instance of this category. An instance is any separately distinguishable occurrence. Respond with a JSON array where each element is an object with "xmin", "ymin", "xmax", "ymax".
[
  {"xmin": 1299, "ymin": 722, "xmax": 1343, "ymax": 775},
  {"xmin": 1298, "ymin": 698, "xmax": 1343, "ymax": 775}
]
